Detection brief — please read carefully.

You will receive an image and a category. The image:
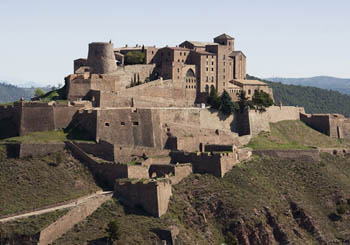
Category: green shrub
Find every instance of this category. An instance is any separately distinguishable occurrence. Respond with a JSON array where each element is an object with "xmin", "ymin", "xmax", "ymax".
[
  {"xmin": 124, "ymin": 51, "xmax": 145, "ymax": 65},
  {"xmin": 336, "ymin": 203, "xmax": 347, "ymax": 215},
  {"xmin": 106, "ymin": 220, "xmax": 121, "ymax": 243},
  {"xmin": 34, "ymin": 88, "xmax": 45, "ymax": 97}
]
